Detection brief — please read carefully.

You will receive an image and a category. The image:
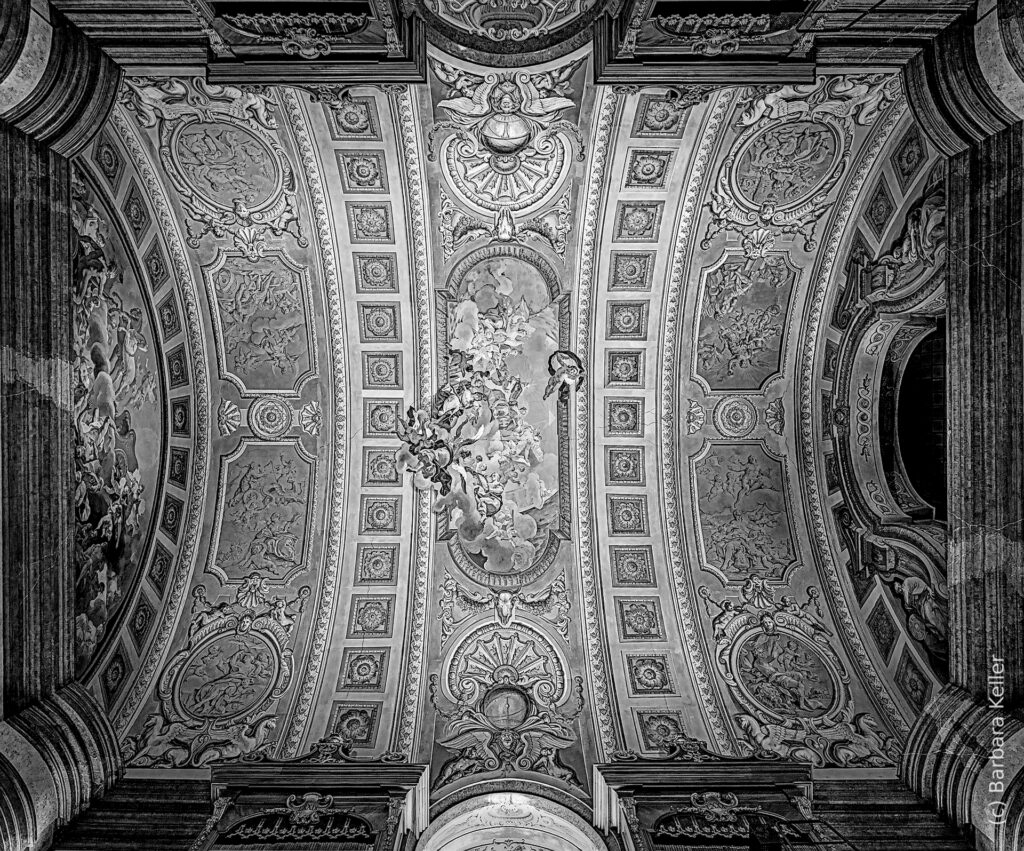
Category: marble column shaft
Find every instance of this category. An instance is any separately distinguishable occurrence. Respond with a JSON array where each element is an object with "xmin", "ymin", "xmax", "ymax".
[{"xmin": 945, "ymin": 124, "xmax": 1024, "ymax": 707}]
